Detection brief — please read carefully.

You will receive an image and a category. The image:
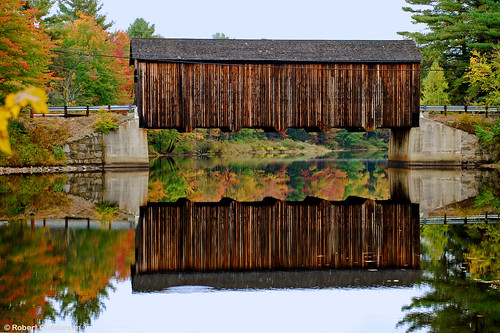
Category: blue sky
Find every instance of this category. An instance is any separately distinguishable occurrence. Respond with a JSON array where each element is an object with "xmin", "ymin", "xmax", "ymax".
[{"xmin": 98, "ymin": 0, "xmax": 424, "ymax": 39}]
